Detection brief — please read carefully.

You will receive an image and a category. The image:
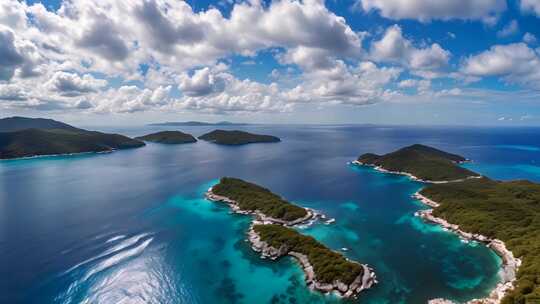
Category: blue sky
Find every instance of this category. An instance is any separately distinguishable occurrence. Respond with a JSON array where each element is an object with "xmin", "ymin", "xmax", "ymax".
[{"xmin": 1, "ymin": 0, "xmax": 540, "ymax": 126}]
